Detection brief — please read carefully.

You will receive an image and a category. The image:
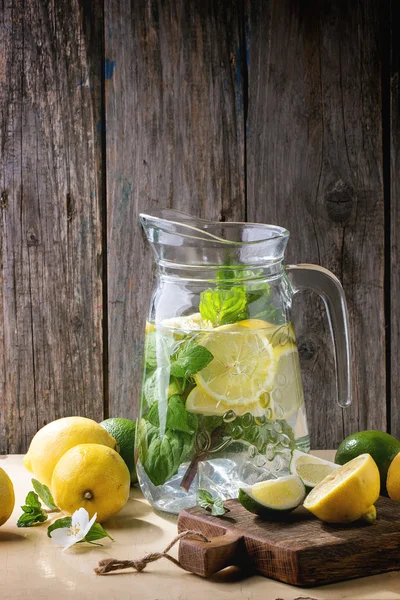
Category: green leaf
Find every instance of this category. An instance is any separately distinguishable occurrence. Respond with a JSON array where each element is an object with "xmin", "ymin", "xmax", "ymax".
[
  {"xmin": 147, "ymin": 396, "xmax": 198, "ymax": 435},
  {"xmin": 32, "ymin": 479, "xmax": 58, "ymax": 511},
  {"xmin": 196, "ymin": 488, "xmax": 213, "ymax": 509},
  {"xmin": 137, "ymin": 419, "xmax": 194, "ymax": 486},
  {"xmin": 25, "ymin": 491, "xmax": 42, "ymax": 509},
  {"xmin": 85, "ymin": 523, "xmax": 114, "ymax": 543},
  {"xmin": 144, "ymin": 368, "xmax": 170, "ymax": 406},
  {"xmin": 47, "ymin": 516, "xmax": 72, "ymax": 538},
  {"xmin": 211, "ymin": 498, "xmax": 228, "ymax": 516},
  {"xmin": 170, "ymin": 362, "xmax": 185, "ymax": 378},
  {"xmin": 196, "ymin": 488, "xmax": 229, "ymax": 516},
  {"xmin": 199, "ymin": 287, "xmax": 247, "ymax": 327},
  {"xmin": 170, "ymin": 340, "xmax": 213, "ymax": 379},
  {"xmin": 17, "ymin": 511, "xmax": 48, "ymax": 527},
  {"xmin": 145, "ymin": 331, "xmax": 170, "ymax": 368}
]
